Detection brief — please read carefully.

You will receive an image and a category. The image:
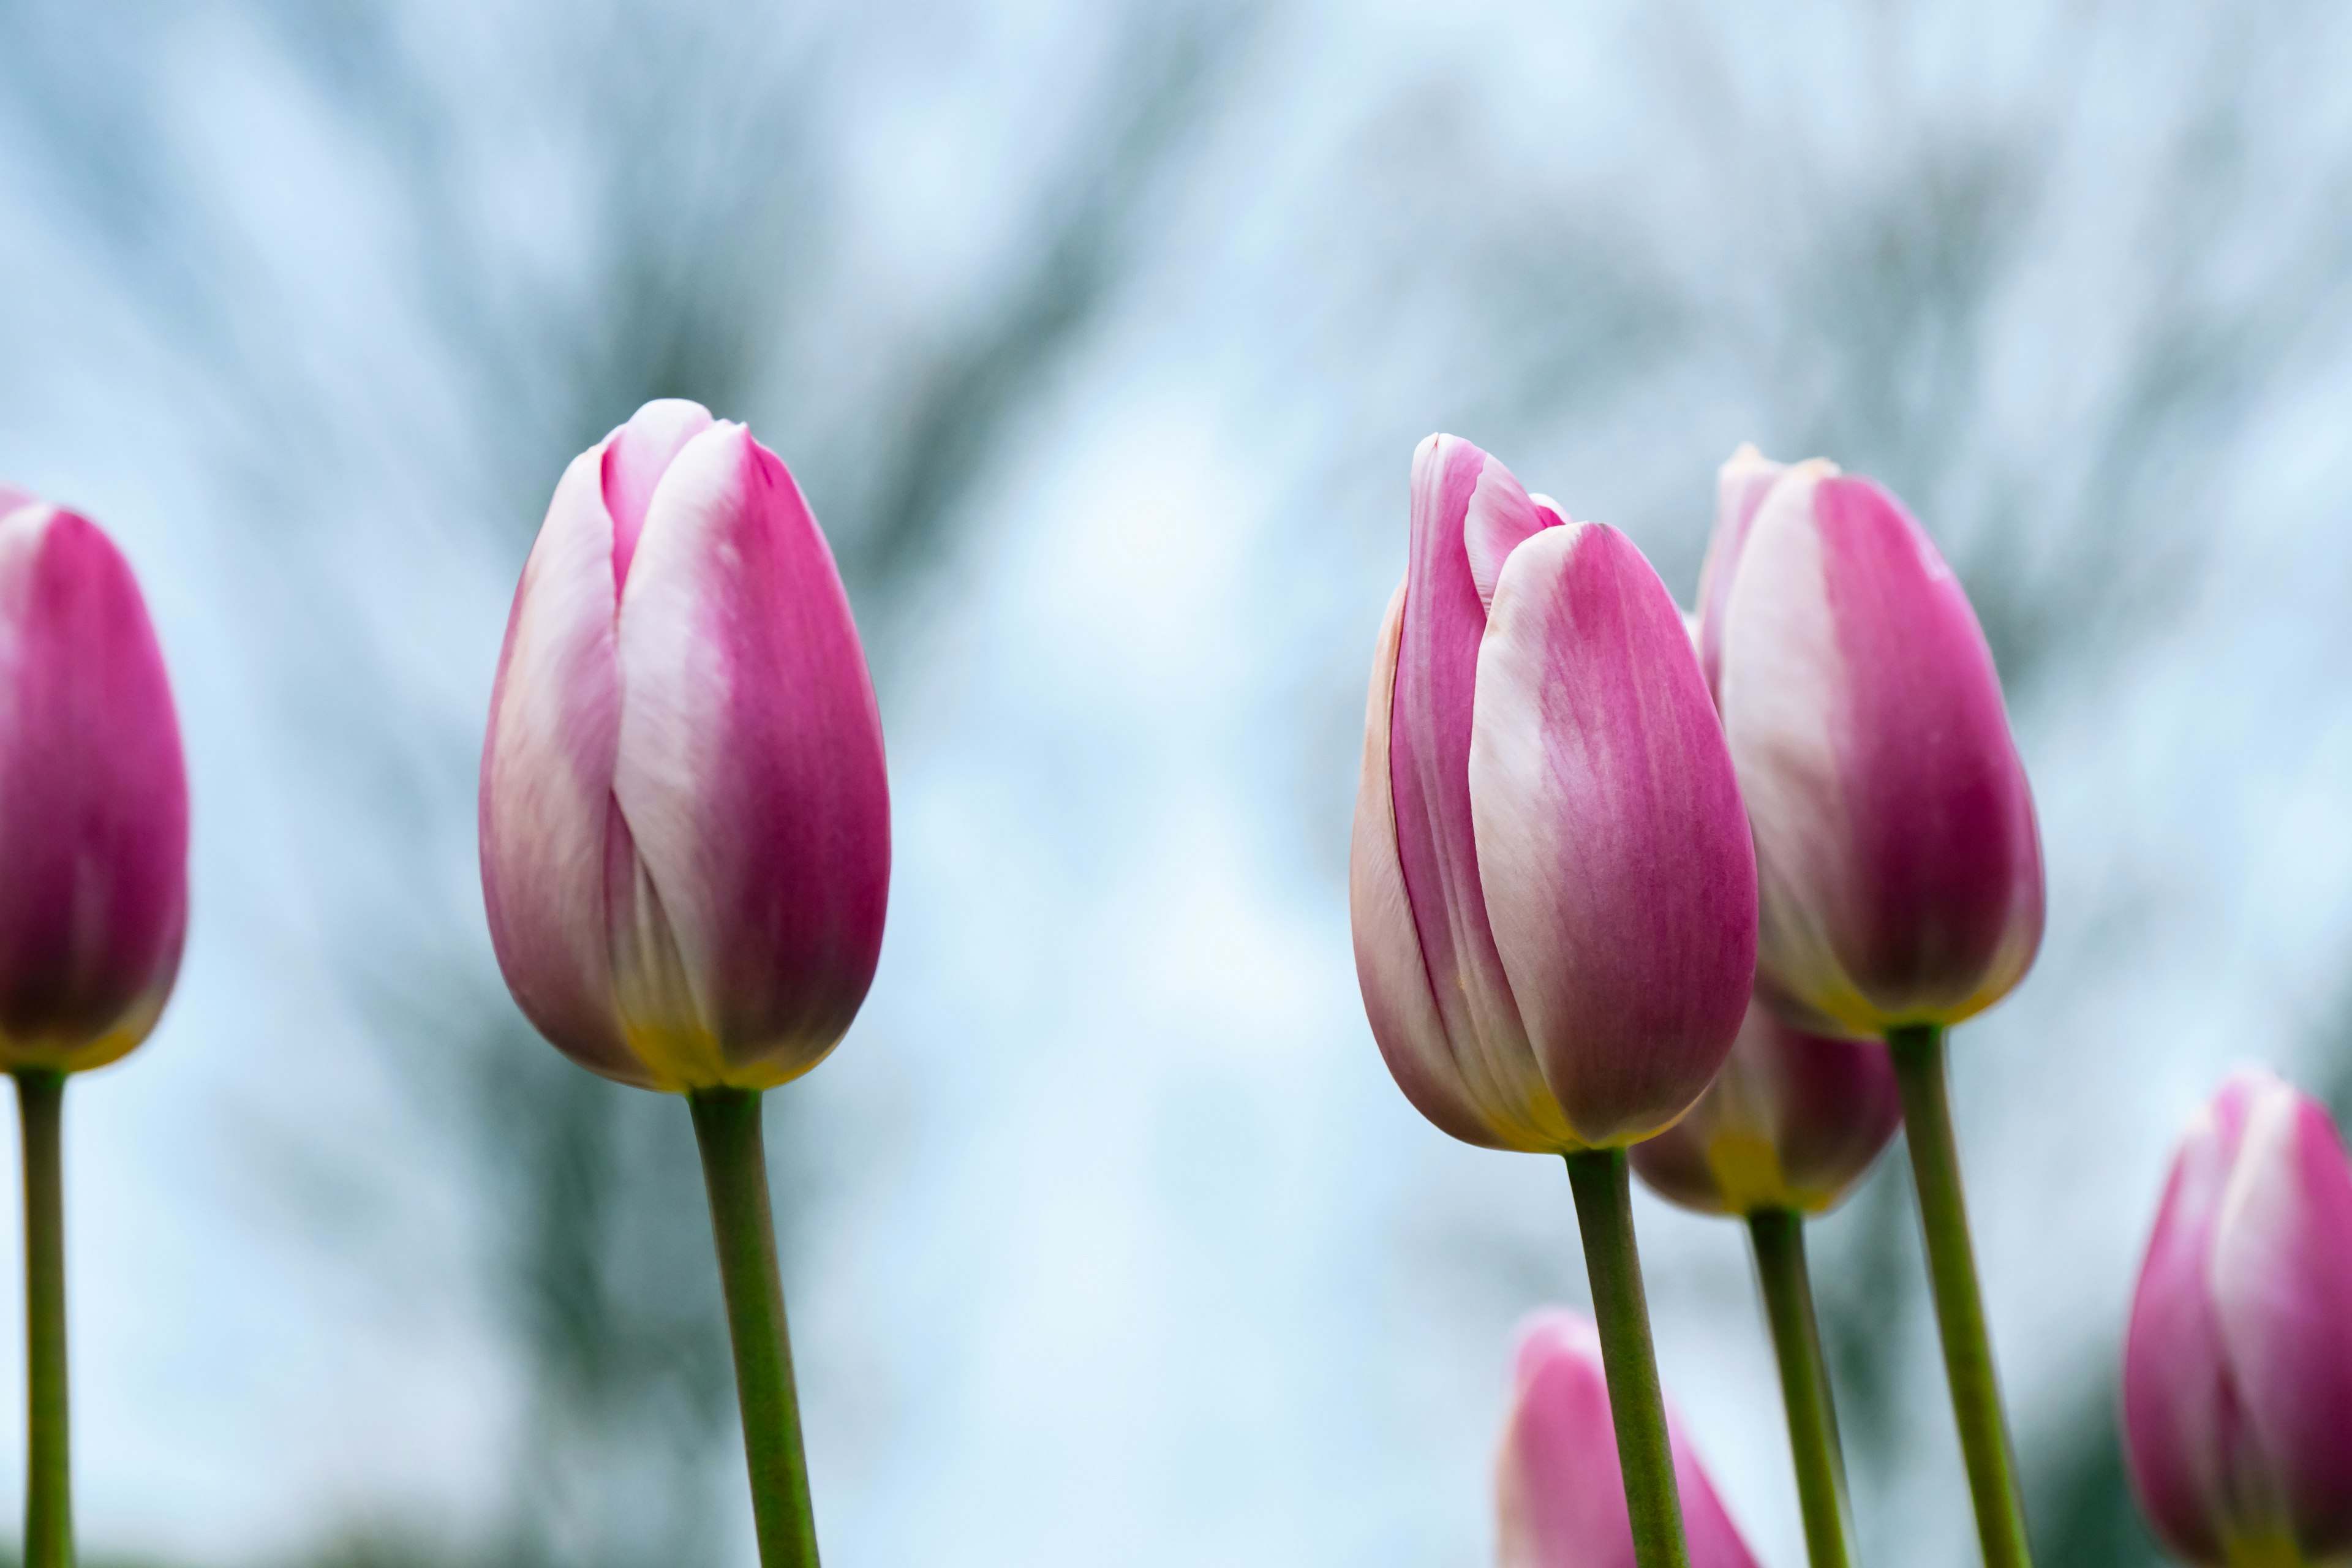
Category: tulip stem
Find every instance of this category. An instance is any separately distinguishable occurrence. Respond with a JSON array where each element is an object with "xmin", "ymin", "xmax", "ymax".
[
  {"xmin": 15, "ymin": 1071, "xmax": 69, "ymax": 1568},
  {"xmin": 690, "ymin": 1088, "xmax": 819, "ymax": 1568},
  {"xmin": 1888, "ymin": 1025, "xmax": 2032, "ymax": 1568},
  {"xmin": 1565, "ymin": 1148, "xmax": 1690, "ymax": 1568},
  {"xmin": 1747, "ymin": 1207, "xmax": 1853, "ymax": 1568}
]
